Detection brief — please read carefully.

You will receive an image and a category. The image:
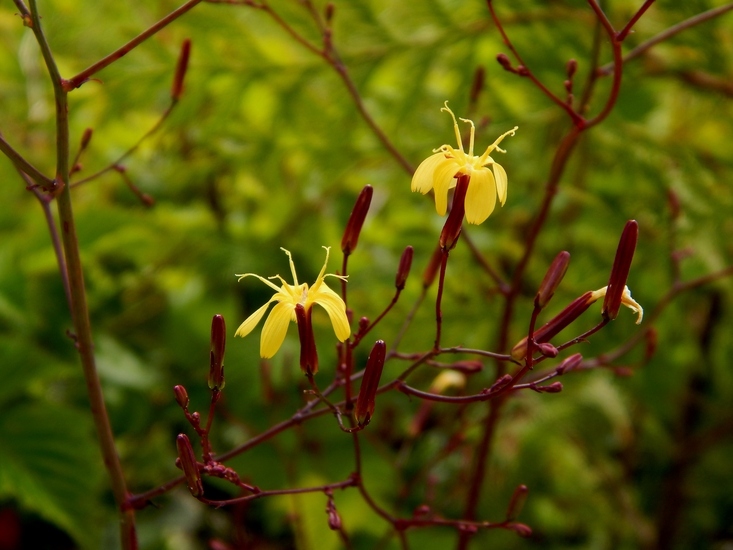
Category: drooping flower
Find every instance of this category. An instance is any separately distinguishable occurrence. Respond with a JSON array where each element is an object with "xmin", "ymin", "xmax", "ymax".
[
  {"xmin": 411, "ymin": 101, "xmax": 518, "ymax": 225},
  {"xmin": 234, "ymin": 247, "xmax": 350, "ymax": 358},
  {"xmin": 590, "ymin": 285, "xmax": 644, "ymax": 324}
]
